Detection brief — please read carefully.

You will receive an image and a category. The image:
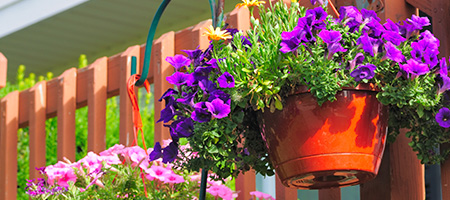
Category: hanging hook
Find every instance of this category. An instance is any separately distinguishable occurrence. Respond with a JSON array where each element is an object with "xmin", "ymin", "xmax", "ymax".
[{"xmin": 134, "ymin": 0, "xmax": 172, "ymax": 86}]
